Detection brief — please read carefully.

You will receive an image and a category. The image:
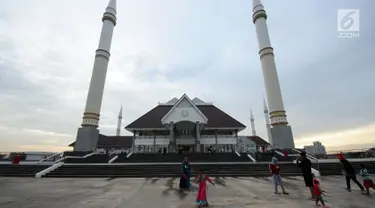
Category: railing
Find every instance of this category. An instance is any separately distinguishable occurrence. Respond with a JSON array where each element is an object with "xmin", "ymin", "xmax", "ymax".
[
  {"xmin": 37, "ymin": 152, "xmax": 64, "ymax": 164},
  {"xmin": 236, "ymin": 144, "xmax": 257, "ymax": 162},
  {"xmin": 244, "ymin": 147, "xmax": 257, "ymax": 162},
  {"xmin": 108, "ymin": 155, "xmax": 118, "ymax": 163},
  {"xmin": 52, "ymin": 152, "xmax": 96, "ymax": 163},
  {"xmin": 35, "ymin": 162, "xmax": 64, "ymax": 178},
  {"xmin": 326, "ymin": 148, "xmax": 371, "ymax": 154}
]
